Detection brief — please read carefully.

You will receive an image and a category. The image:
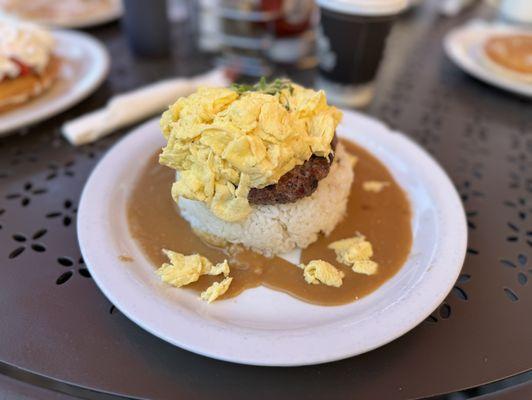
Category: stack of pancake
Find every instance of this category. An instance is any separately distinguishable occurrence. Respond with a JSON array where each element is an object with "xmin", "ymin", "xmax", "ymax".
[{"xmin": 0, "ymin": 16, "xmax": 59, "ymax": 113}]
